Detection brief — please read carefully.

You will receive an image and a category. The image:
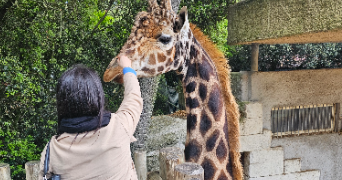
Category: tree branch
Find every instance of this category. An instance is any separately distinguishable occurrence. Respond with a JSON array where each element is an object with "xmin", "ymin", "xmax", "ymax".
[
  {"xmin": 90, "ymin": 0, "xmax": 115, "ymax": 36},
  {"xmin": 0, "ymin": 0, "xmax": 16, "ymax": 26}
]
